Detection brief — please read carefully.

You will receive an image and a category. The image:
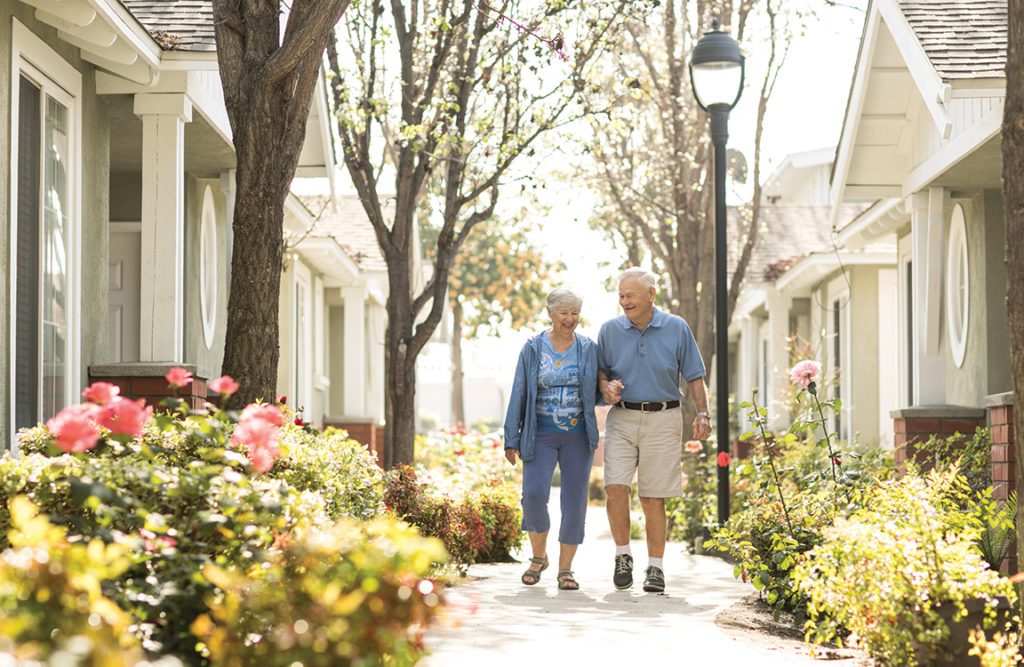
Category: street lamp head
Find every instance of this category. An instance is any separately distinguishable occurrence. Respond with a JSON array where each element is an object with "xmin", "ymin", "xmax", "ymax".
[{"xmin": 689, "ymin": 19, "xmax": 745, "ymax": 112}]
